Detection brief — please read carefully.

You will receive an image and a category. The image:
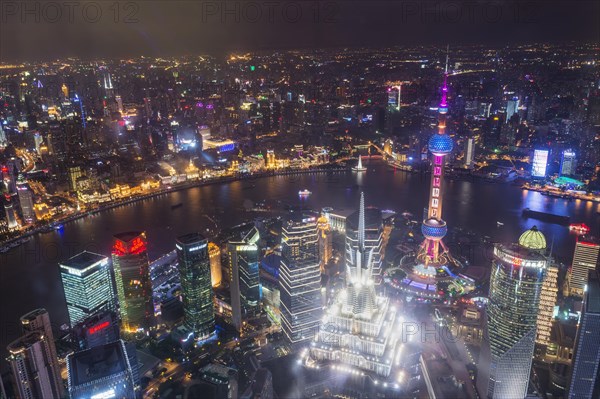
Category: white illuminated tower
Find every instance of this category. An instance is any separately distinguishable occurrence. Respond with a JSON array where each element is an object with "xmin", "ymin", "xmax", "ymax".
[
  {"xmin": 417, "ymin": 59, "xmax": 454, "ymax": 267},
  {"xmin": 303, "ymin": 193, "xmax": 405, "ymax": 394}
]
